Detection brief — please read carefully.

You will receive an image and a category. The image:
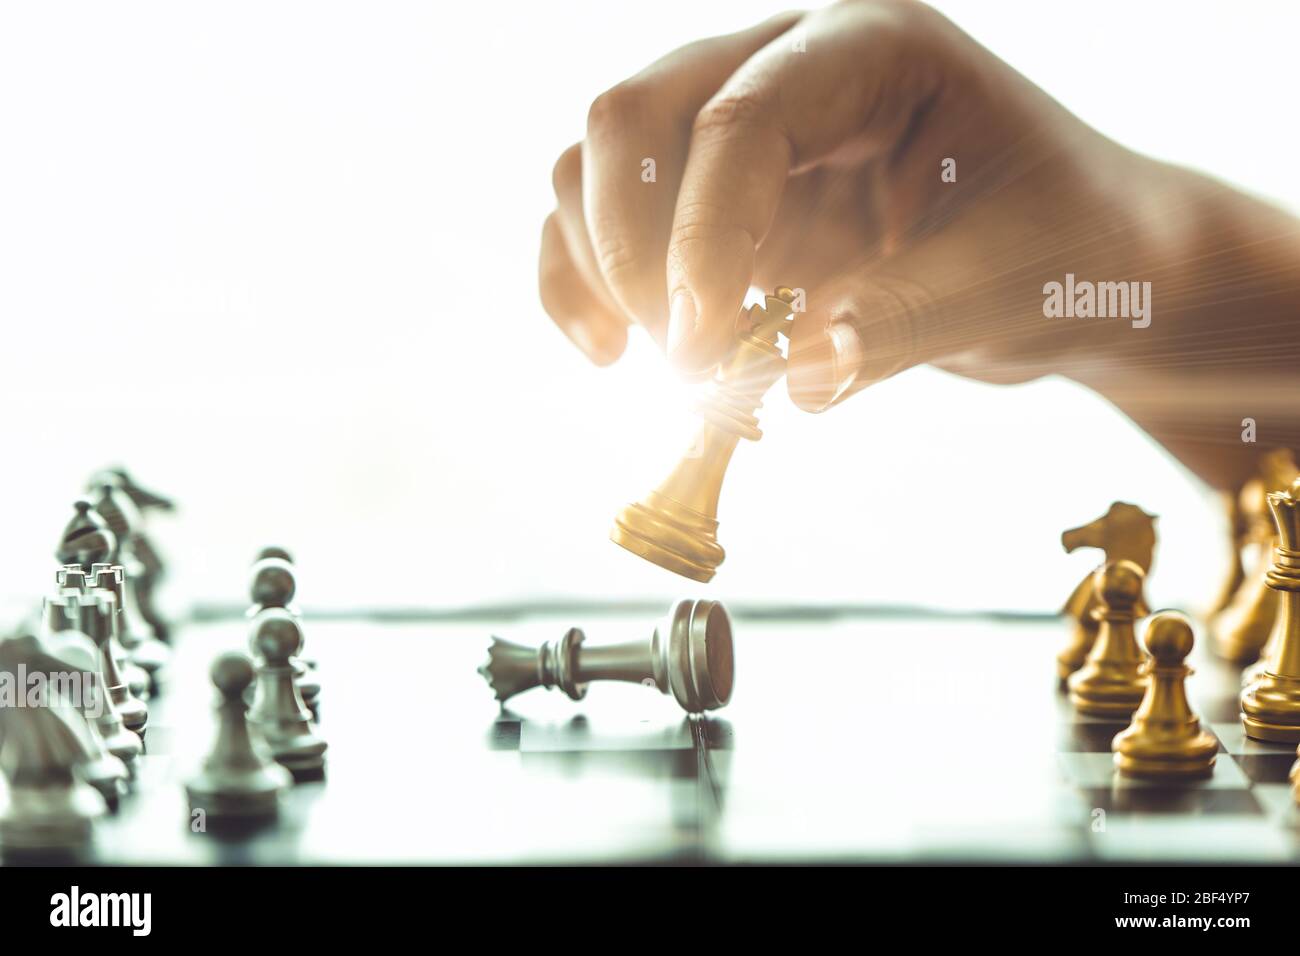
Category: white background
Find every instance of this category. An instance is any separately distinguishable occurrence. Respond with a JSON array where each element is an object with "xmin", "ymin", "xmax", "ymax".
[{"xmin": 1, "ymin": 1, "xmax": 1296, "ymax": 614}]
